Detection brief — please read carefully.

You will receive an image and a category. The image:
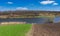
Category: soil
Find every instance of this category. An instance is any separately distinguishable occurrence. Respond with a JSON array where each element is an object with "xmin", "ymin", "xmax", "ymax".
[{"xmin": 32, "ymin": 23, "xmax": 60, "ymax": 36}]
